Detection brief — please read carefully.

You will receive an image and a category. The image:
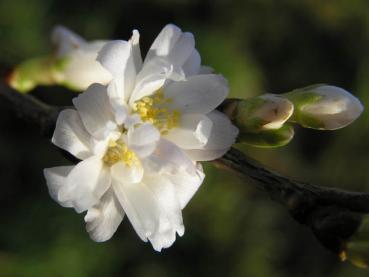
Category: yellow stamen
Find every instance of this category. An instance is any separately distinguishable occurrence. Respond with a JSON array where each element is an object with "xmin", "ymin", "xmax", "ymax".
[
  {"xmin": 103, "ymin": 140, "xmax": 139, "ymax": 167},
  {"xmin": 133, "ymin": 89, "xmax": 180, "ymax": 134}
]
